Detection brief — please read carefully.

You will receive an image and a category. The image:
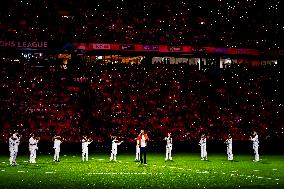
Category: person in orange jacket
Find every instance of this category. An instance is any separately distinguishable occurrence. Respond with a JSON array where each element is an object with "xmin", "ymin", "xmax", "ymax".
[{"xmin": 137, "ymin": 130, "xmax": 149, "ymax": 165}]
